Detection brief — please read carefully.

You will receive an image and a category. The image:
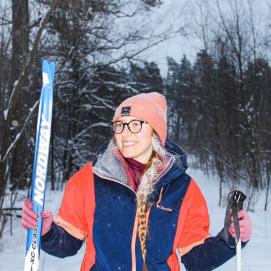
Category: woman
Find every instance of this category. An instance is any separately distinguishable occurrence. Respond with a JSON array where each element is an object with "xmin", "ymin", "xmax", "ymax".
[{"xmin": 22, "ymin": 92, "xmax": 252, "ymax": 271}]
